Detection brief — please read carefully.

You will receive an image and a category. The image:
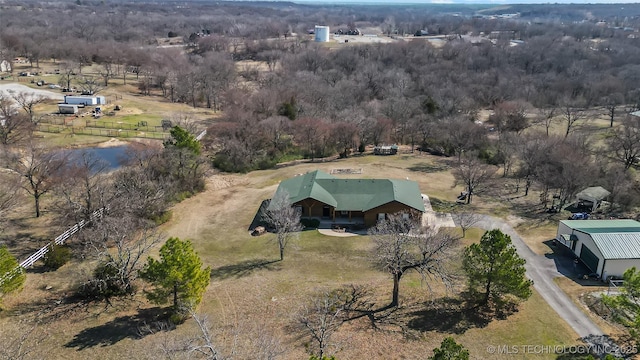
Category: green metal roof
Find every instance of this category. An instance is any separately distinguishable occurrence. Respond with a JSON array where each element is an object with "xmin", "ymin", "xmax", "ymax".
[
  {"xmin": 272, "ymin": 170, "xmax": 425, "ymax": 212},
  {"xmin": 560, "ymin": 220, "xmax": 640, "ymax": 234},
  {"xmin": 561, "ymin": 220, "xmax": 640, "ymax": 259}
]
